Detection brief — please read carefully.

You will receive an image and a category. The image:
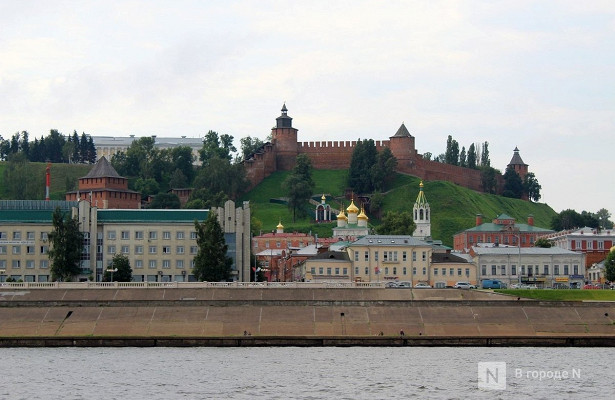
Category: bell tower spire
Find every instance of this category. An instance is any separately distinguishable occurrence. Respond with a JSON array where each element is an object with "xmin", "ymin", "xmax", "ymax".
[{"xmin": 413, "ymin": 181, "xmax": 431, "ymax": 240}]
